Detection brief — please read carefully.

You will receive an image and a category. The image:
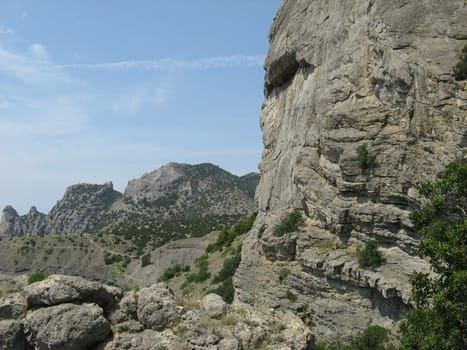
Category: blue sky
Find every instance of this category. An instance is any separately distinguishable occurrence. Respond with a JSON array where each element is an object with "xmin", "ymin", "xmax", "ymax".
[{"xmin": 0, "ymin": 1, "xmax": 282, "ymax": 214}]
